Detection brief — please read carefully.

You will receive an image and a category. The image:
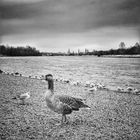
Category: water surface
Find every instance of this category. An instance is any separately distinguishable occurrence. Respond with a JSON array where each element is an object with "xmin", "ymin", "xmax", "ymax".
[{"xmin": 0, "ymin": 56, "xmax": 140, "ymax": 90}]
